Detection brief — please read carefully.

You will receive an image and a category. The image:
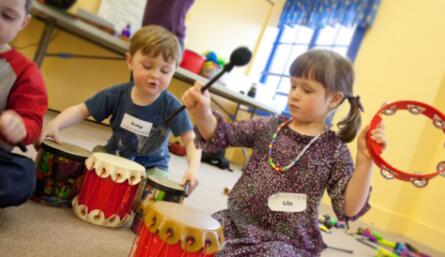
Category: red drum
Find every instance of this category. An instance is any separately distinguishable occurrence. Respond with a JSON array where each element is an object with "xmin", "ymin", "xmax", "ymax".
[
  {"xmin": 72, "ymin": 153, "xmax": 146, "ymax": 227},
  {"xmin": 33, "ymin": 139, "xmax": 90, "ymax": 207},
  {"xmin": 129, "ymin": 201, "xmax": 224, "ymax": 257}
]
